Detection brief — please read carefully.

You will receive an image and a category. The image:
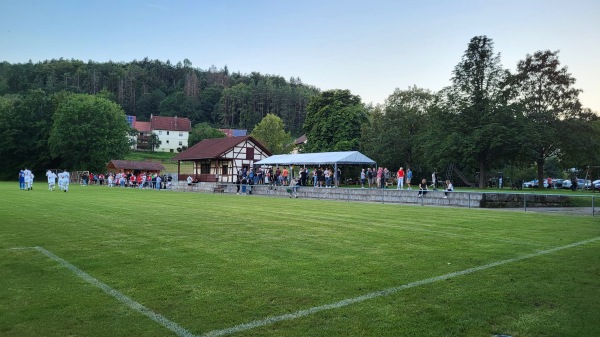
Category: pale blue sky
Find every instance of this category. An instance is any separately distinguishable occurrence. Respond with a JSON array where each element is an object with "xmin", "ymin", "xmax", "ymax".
[{"xmin": 1, "ymin": 0, "xmax": 599, "ymax": 112}]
